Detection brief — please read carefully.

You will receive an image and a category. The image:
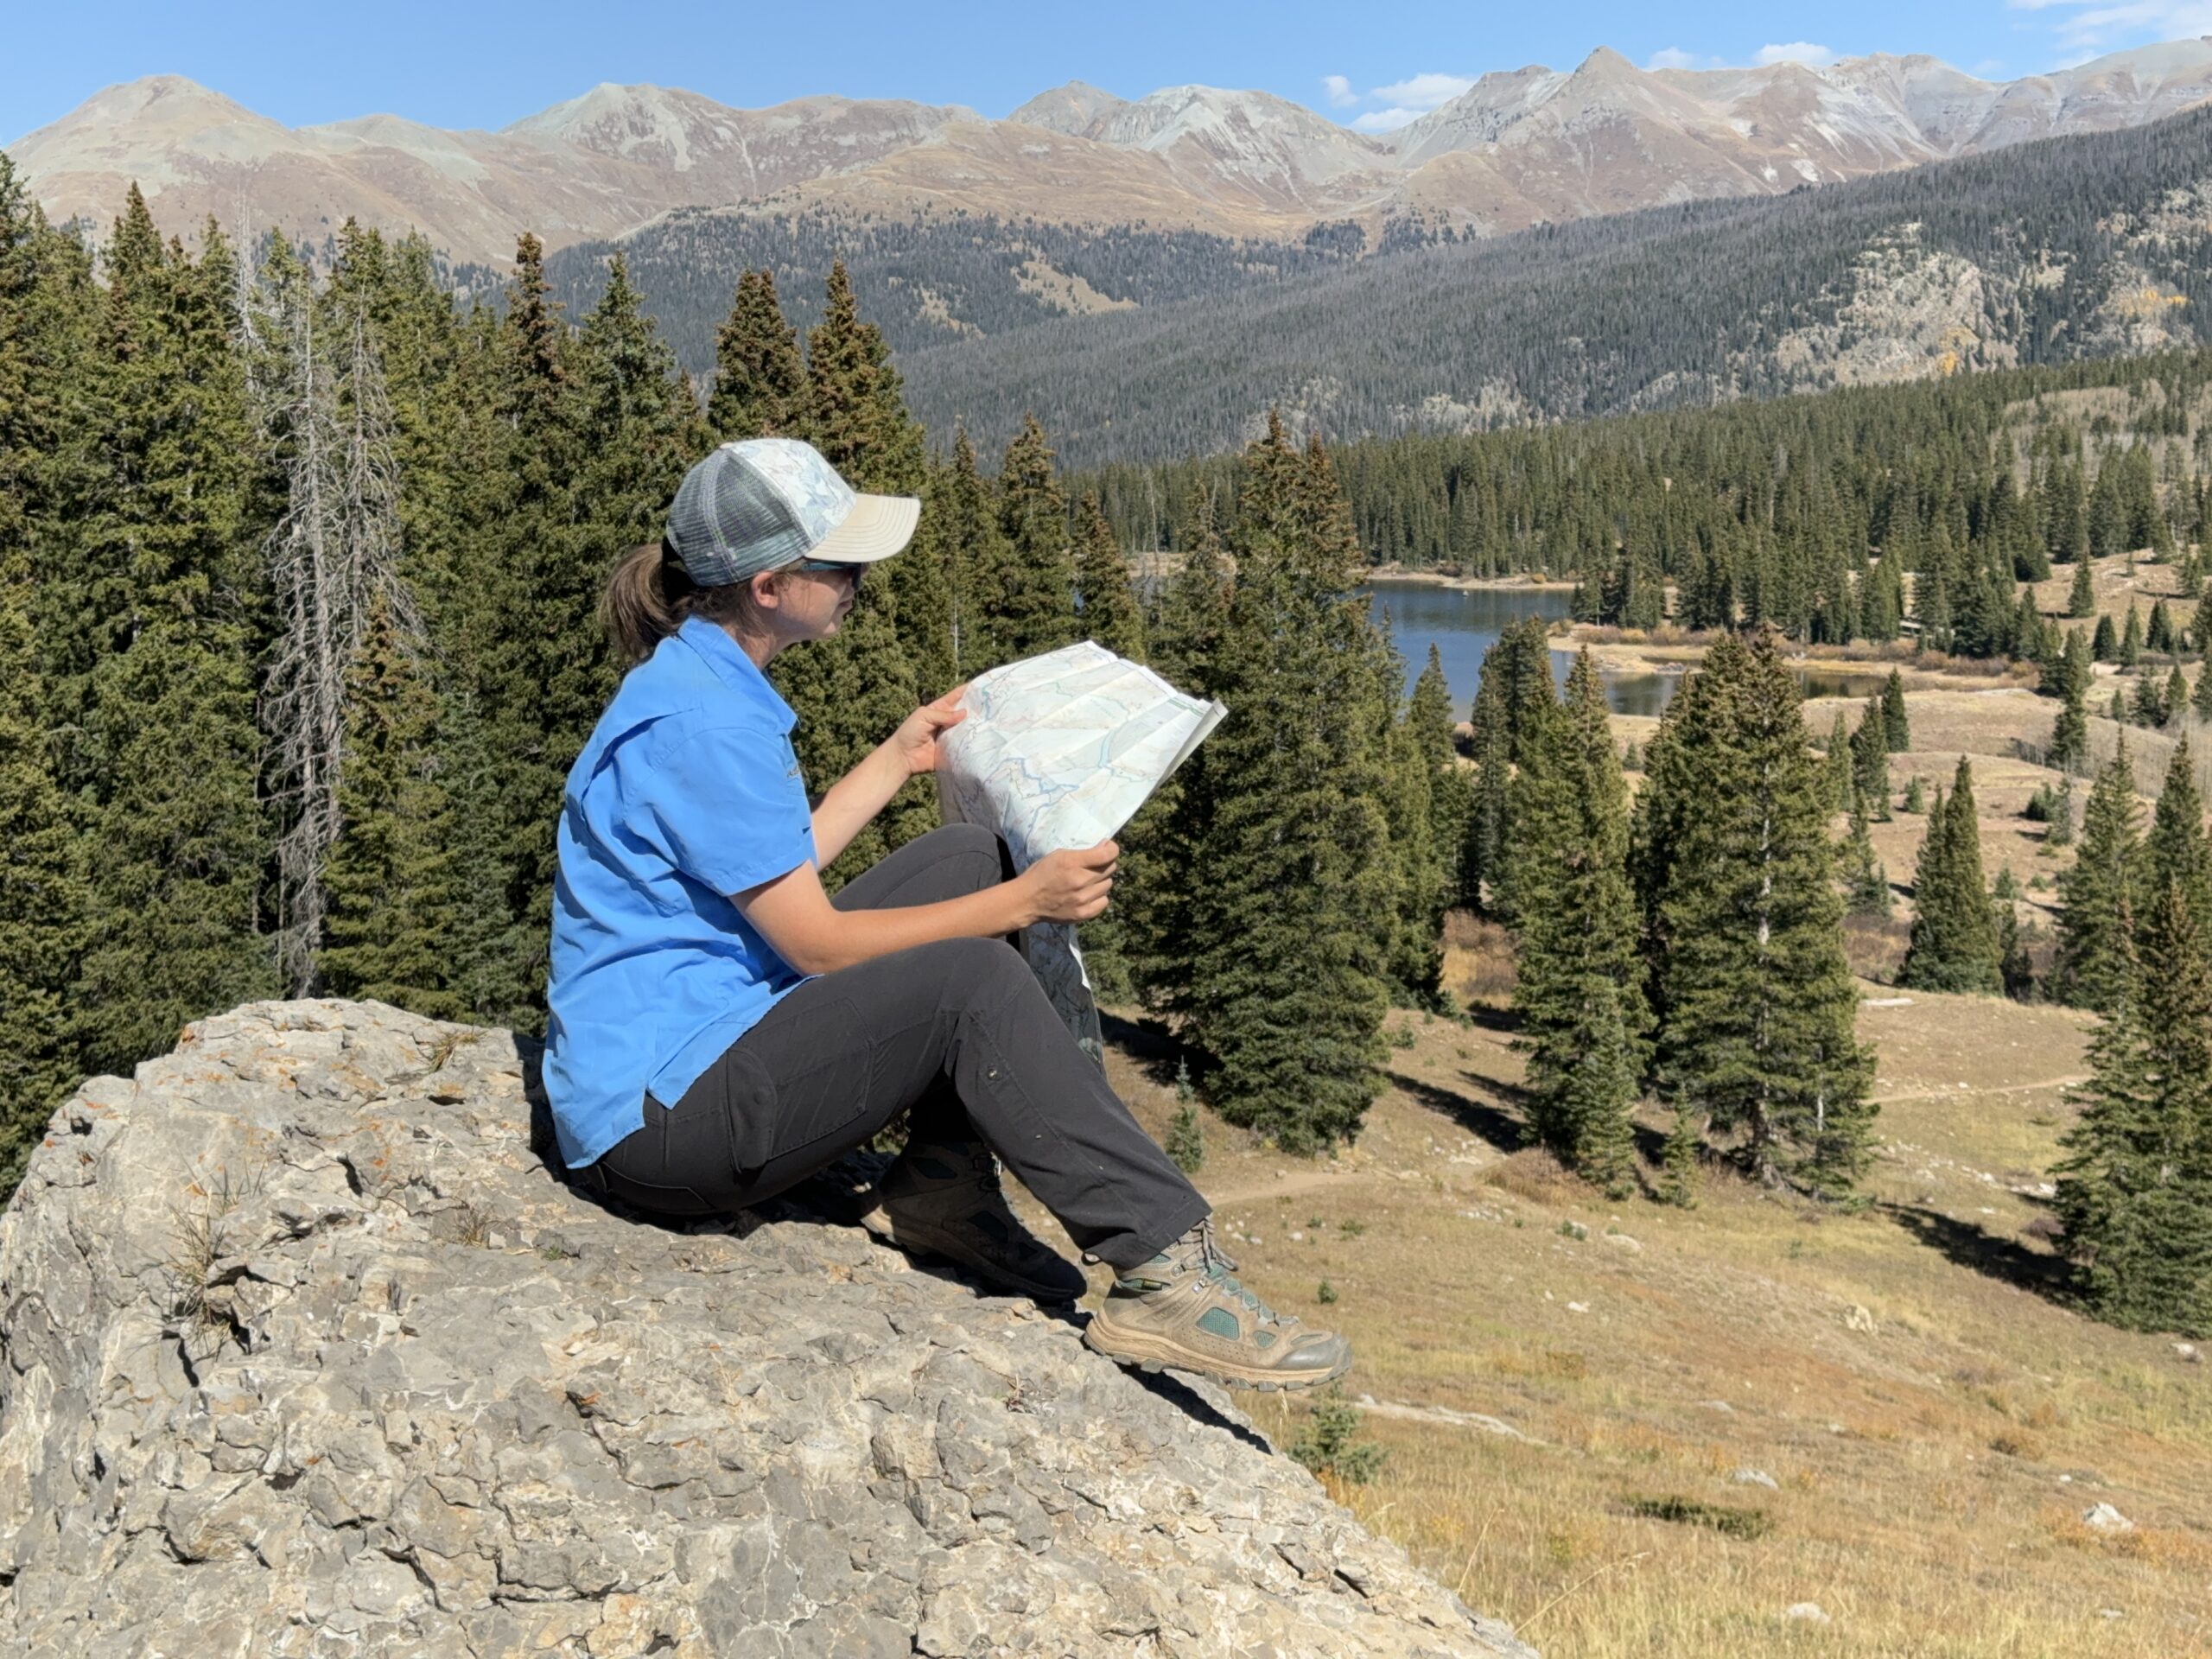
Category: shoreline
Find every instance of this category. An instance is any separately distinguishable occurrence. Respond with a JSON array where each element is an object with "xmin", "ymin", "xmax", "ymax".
[{"xmin": 1359, "ymin": 566, "xmax": 1578, "ymax": 593}]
